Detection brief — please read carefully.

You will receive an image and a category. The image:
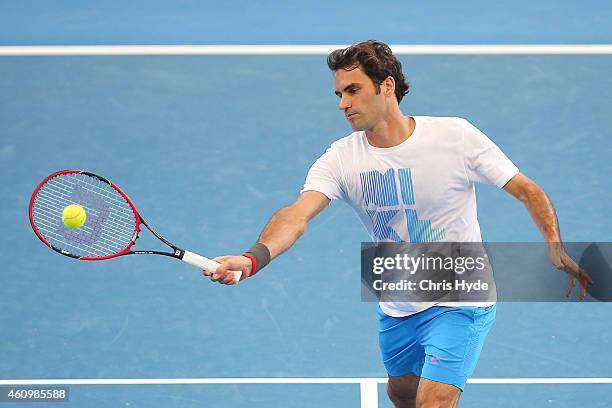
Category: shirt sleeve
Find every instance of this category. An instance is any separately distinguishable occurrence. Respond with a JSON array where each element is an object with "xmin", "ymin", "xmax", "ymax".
[
  {"xmin": 301, "ymin": 145, "xmax": 345, "ymax": 201},
  {"xmin": 463, "ymin": 119, "xmax": 519, "ymax": 187}
]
